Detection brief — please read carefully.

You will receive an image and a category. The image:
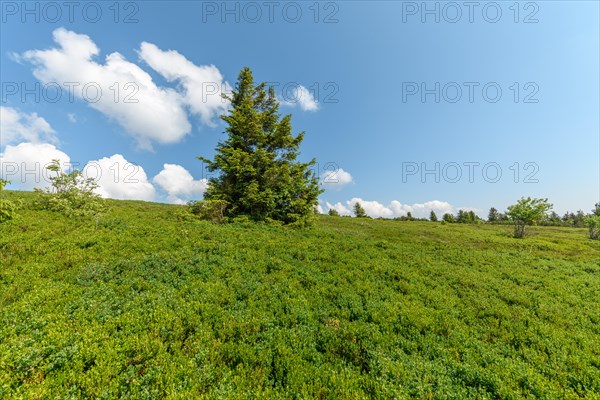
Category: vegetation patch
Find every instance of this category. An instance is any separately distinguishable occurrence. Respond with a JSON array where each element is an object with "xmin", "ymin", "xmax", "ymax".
[{"xmin": 1, "ymin": 191, "xmax": 599, "ymax": 398}]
